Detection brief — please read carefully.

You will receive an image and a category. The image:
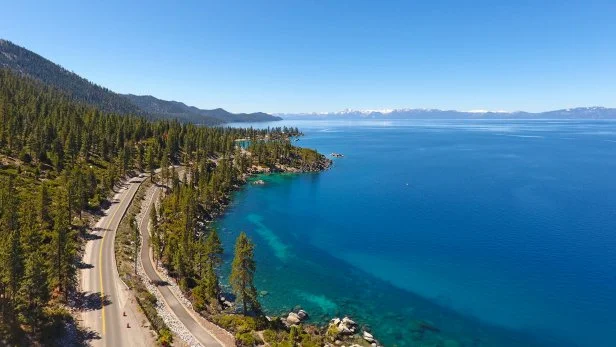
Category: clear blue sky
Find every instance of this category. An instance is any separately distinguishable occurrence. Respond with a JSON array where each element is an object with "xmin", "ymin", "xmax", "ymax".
[{"xmin": 2, "ymin": 0, "xmax": 615, "ymax": 113}]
